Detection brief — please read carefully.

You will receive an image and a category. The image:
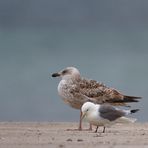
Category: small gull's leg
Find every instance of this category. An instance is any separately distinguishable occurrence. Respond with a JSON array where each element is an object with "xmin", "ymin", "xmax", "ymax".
[
  {"xmin": 95, "ymin": 126, "xmax": 99, "ymax": 133},
  {"xmin": 102, "ymin": 126, "xmax": 106, "ymax": 133}
]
